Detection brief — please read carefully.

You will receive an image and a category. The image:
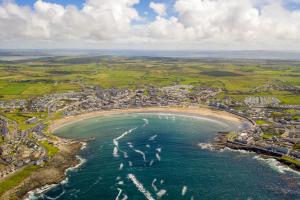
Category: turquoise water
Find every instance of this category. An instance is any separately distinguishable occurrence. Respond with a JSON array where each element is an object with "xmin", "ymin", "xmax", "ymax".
[{"xmin": 33, "ymin": 113, "xmax": 300, "ymax": 200}]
